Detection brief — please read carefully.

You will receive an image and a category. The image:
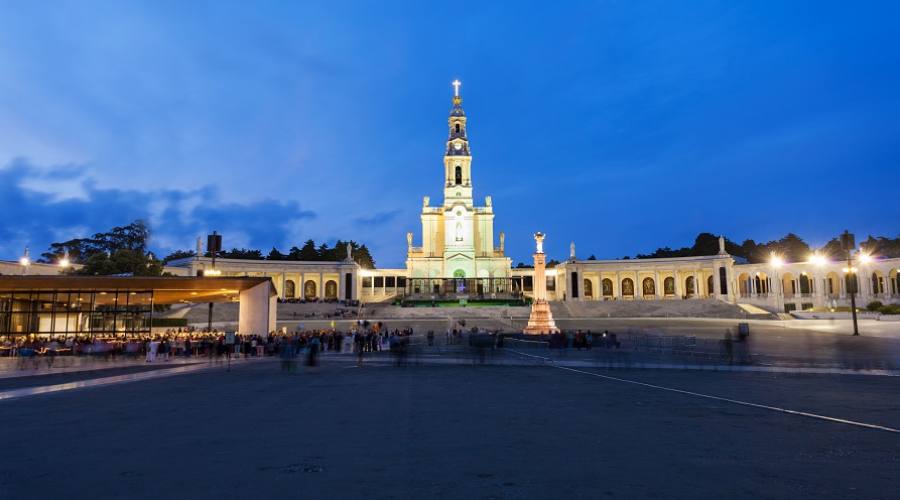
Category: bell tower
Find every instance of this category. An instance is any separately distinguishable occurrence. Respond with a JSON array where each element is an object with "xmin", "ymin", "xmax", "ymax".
[{"xmin": 443, "ymin": 79, "xmax": 473, "ymax": 207}]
